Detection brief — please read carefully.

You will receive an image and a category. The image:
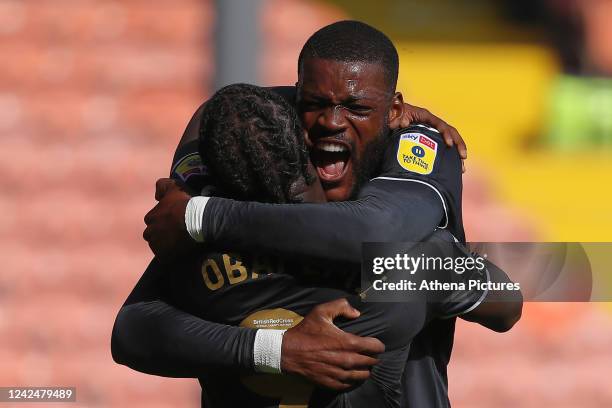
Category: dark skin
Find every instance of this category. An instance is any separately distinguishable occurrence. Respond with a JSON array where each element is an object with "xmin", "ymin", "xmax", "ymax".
[
  {"xmin": 290, "ymin": 159, "xmax": 327, "ymax": 203},
  {"xmin": 142, "ymin": 60, "xmax": 475, "ymax": 390},
  {"xmin": 297, "ymin": 58, "xmax": 404, "ymax": 201},
  {"xmin": 279, "ymin": 298, "xmax": 383, "ymax": 390}
]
